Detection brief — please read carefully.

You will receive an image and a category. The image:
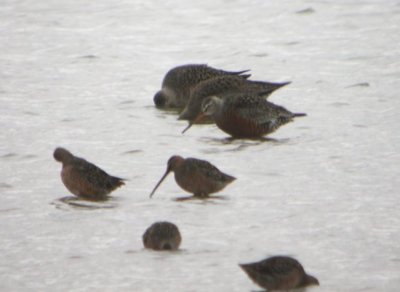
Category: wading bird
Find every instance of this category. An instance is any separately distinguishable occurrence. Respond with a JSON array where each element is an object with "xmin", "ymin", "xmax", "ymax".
[
  {"xmin": 239, "ymin": 255, "xmax": 319, "ymax": 291},
  {"xmin": 142, "ymin": 221, "xmax": 182, "ymax": 251},
  {"xmin": 182, "ymin": 92, "xmax": 306, "ymax": 139},
  {"xmin": 153, "ymin": 64, "xmax": 250, "ymax": 109},
  {"xmin": 178, "ymin": 75, "xmax": 290, "ymax": 123},
  {"xmin": 53, "ymin": 147, "xmax": 125, "ymax": 201},
  {"xmin": 149, "ymin": 155, "xmax": 236, "ymax": 199}
]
